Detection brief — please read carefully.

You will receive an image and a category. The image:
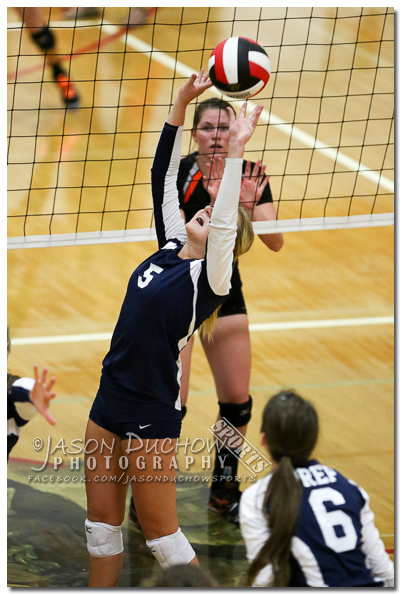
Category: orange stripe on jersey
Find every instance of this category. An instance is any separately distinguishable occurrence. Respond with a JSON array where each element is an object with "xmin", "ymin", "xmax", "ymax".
[{"xmin": 183, "ymin": 169, "xmax": 203, "ymax": 203}]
